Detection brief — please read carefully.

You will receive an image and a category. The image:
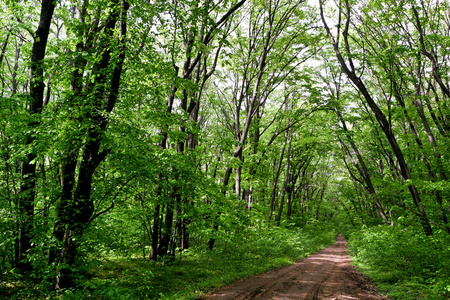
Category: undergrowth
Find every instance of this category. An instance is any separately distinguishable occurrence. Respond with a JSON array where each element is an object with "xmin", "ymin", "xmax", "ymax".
[
  {"xmin": 0, "ymin": 223, "xmax": 336, "ymax": 299},
  {"xmin": 348, "ymin": 225, "xmax": 450, "ymax": 300}
]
